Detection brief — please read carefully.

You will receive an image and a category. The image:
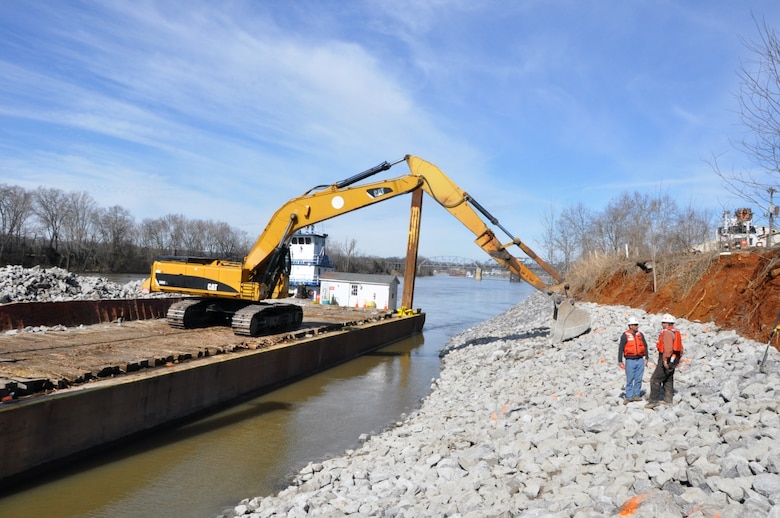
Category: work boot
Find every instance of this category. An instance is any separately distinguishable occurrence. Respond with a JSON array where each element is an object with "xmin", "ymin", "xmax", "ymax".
[
  {"xmin": 632, "ymin": 397, "xmax": 643, "ymax": 402},
  {"xmin": 623, "ymin": 399, "xmax": 630, "ymax": 405},
  {"xmin": 645, "ymin": 401, "xmax": 660, "ymax": 409},
  {"xmin": 664, "ymin": 394, "xmax": 673, "ymax": 405}
]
